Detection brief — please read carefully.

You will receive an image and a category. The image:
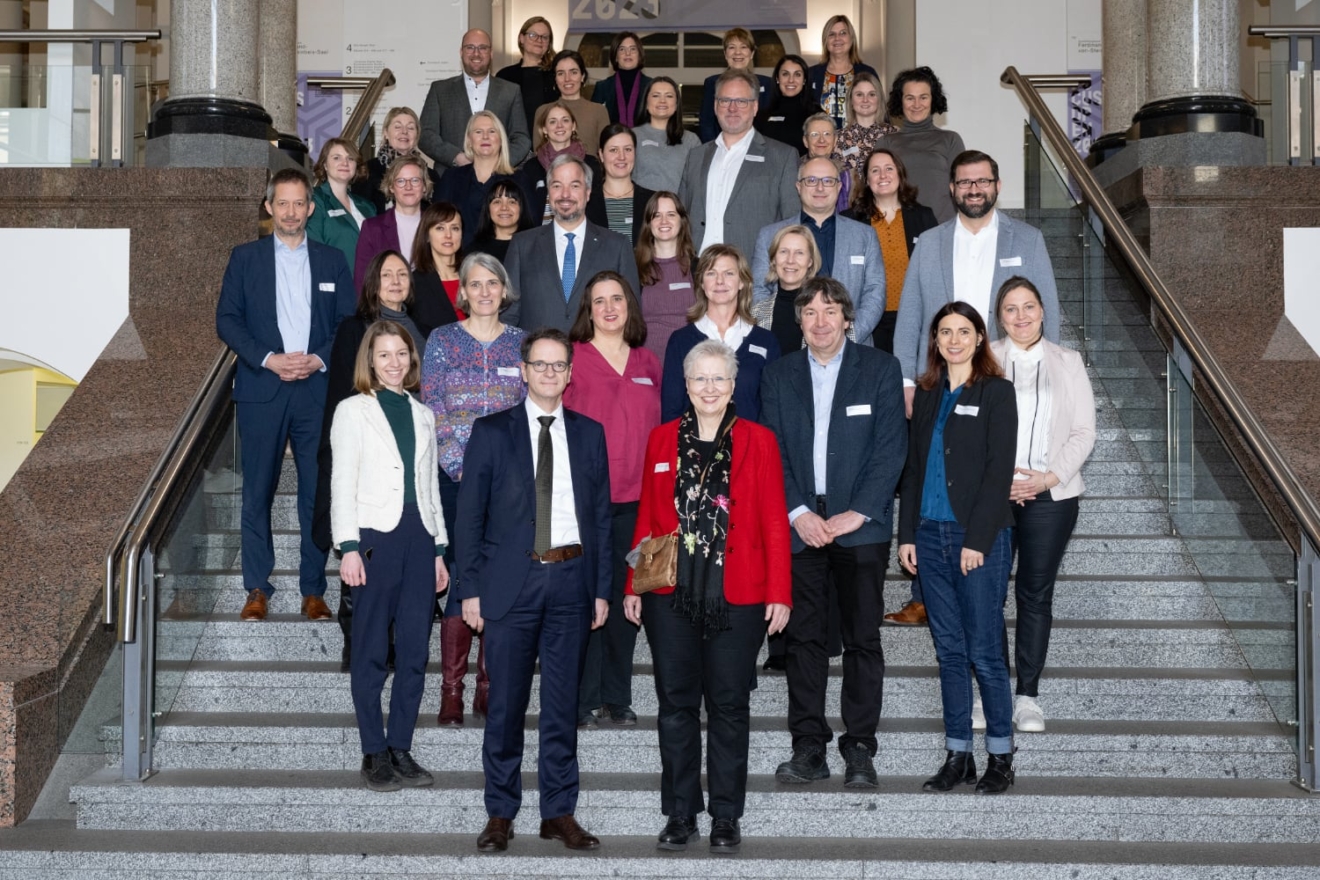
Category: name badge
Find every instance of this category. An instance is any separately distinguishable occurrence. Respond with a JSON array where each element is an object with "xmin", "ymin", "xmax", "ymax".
[
  {"xmin": 842, "ymin": 146, "xmax": 859, "ymax": 156},
  {"xmin": 745, "ymin": 154, "xmax": 765, "ymax": 163},
  {"xmin": 496, "ymin": 366, "xmax": 520, "ymax": 377},
  {"xmin": 1000, "ymin": 256, "xmax": 1023, "ymax": 267},
  {"xmin": 669, "ymin": 281, "xmax": 692, "ymax": 290},
  {"xmin": 641, "ymin": 139, "xmax": 660, "ymax": 147},
  {"xmin": 537, "ymin": 180, "xmax": 545, "ymax": 188},
  {"xmin": 625, "ymin": 217, "xmax": 633, "ymax": 224},
  {"xmin": 632, "ymin": 377, "xmax": 654, "ymax": 386},
  {"xmin": 850, "ymin": 255, "xmax": 864, "ymax": 265},
  {"xmin": 749, "ymin": 344, "xmax": 768, "ymax": 357},
  {"xmin": 759, "ymin": 85, "xmax": 766, "ymax": 93},
  {"xmin": 846, "ymin": 404, "xmax": 871, "ymax": 416},
  {"xmin": 318, "ymin": 282, "xmax": 335, "ymax": 291},
  {"xmin": 768, "ymin": 116, "xmax": 785, "ymax": 122},
  {"xmin": 654, "ymin": 461, "xmax": 670, "ymax": 473},
  {"xmin": 327, "ymin": 208, "xmax": 346, "ymax": 217},
  {"xmin": 954, "ymin": 405, "xmax": 980, "ymax": 416}
]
